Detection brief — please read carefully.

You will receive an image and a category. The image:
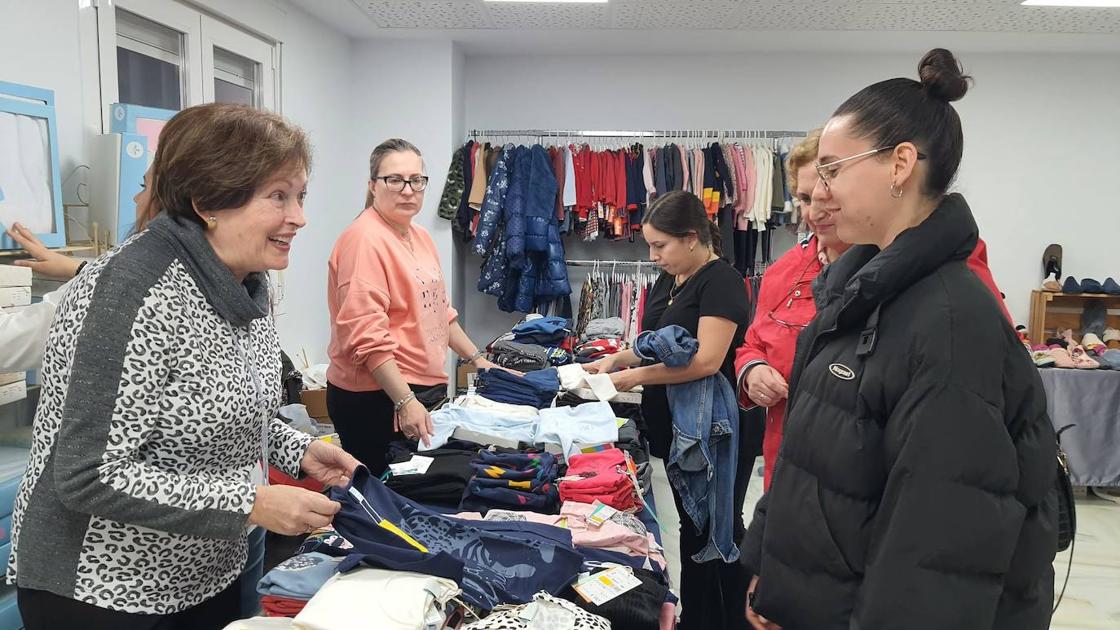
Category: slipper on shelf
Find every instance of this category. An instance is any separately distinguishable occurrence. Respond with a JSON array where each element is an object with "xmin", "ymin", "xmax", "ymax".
[
  {"xmin": 1104, "ymin": 328, "xmax": 1120, "ymax": 350},
  {"xmin": 1080, "ymin": 278, "xmax": 1104, "ymax": 294},
  {"xmin": 1082, "ymin": 333, "xmax": 1105, "ymax": 351}
]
